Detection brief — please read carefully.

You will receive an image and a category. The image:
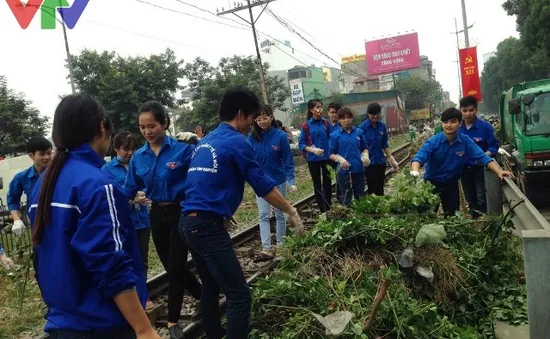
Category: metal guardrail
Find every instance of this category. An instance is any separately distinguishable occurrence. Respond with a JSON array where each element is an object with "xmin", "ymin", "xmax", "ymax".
[{"xmin": 494, "ymin": 176, "xmax": 550, "ymax": 339}]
